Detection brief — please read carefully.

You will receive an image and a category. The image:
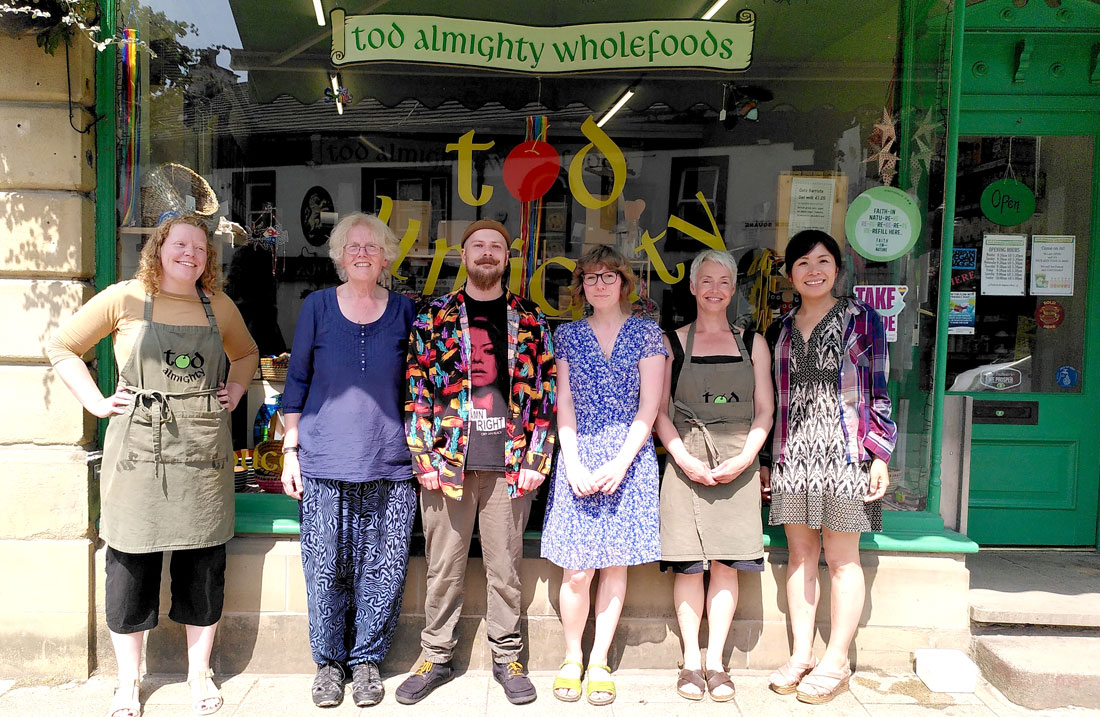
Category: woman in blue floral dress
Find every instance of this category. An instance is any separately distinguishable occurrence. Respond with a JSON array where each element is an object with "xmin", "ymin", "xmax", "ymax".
[{"xmin": 542, "ymin": 246, "xmax": 667, "ymax": 706}]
